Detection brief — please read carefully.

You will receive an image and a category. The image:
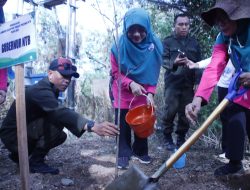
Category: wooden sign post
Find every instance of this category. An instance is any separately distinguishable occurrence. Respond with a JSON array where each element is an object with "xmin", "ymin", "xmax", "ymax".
[
  {"xmin": 0, "ymin": 13, "xmax": 37, "ymax": 190},
  {"xmin": 15, "ymin": 64, "xmax": 30, "ymax": 189}
]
